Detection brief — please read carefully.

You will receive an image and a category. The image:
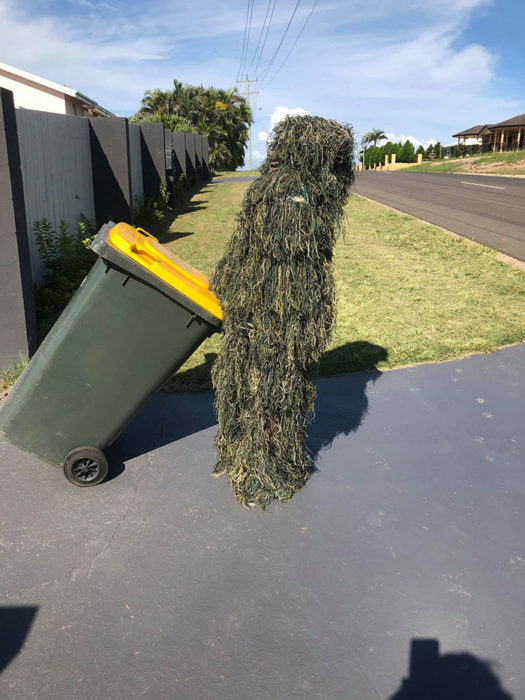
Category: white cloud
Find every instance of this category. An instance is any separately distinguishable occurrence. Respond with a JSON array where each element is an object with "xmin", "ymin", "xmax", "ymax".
[
  {"xmin": 379, "ymin": 133, "xmax": 438, "ymax": 149},
  {"xmin": 269, "ymin": 106, "xmax": 310, "ymax": 133},
  {"xmin": 247, "ymin": 0, "xmax": 519, "ymax": 150},
  {"xmin": 248, "ymin": 106, "xmax": 311, "ymax": 167},
  {"xmin": 0, "ymin": 0, "xmax": 246, "ymax": 114},
  {"xmin": 0, "ymin": 0, "xmax": 520, "ymax": 156}
]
